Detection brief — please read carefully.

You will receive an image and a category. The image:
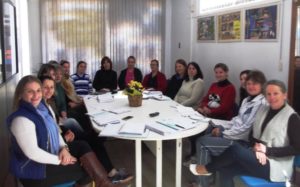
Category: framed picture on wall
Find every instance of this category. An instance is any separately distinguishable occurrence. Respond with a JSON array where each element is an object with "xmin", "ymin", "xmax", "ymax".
[
  {"xmin": 245, "ymin": 5, "xmax": 278, "ymax": 41},
  {"xmin": 3, "ymin": 1, "xmax": 18, "ymax": 80},
  {"xmin": 197, "ymin": 16, "xmax": 215, "ymax": 41},
  {"xmin": 218, "ymin": 11, "xmax": 241, "ymax": 42}
]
